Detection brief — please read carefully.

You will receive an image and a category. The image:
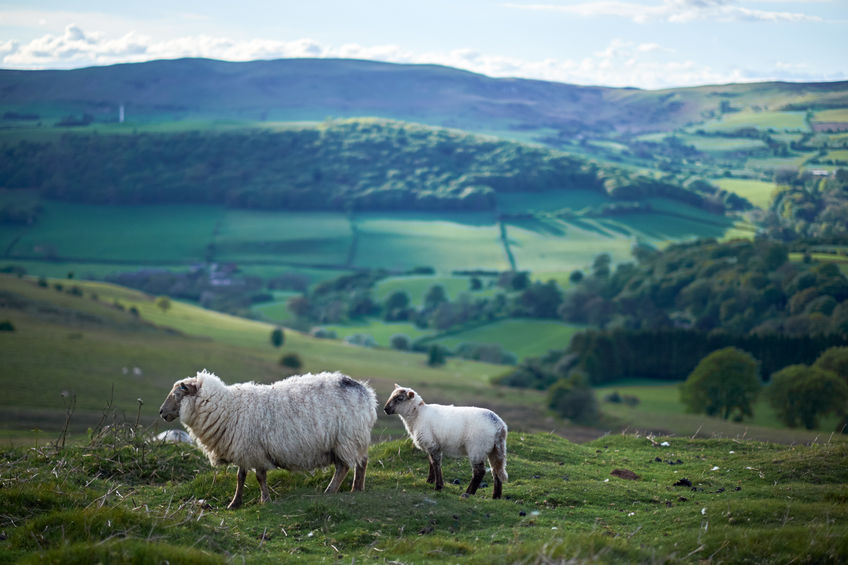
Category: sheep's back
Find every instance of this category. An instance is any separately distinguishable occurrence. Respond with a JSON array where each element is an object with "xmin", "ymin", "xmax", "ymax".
[{"xmin": 420, "ymin": 404, "xmax": 504, "ymax": 460}]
